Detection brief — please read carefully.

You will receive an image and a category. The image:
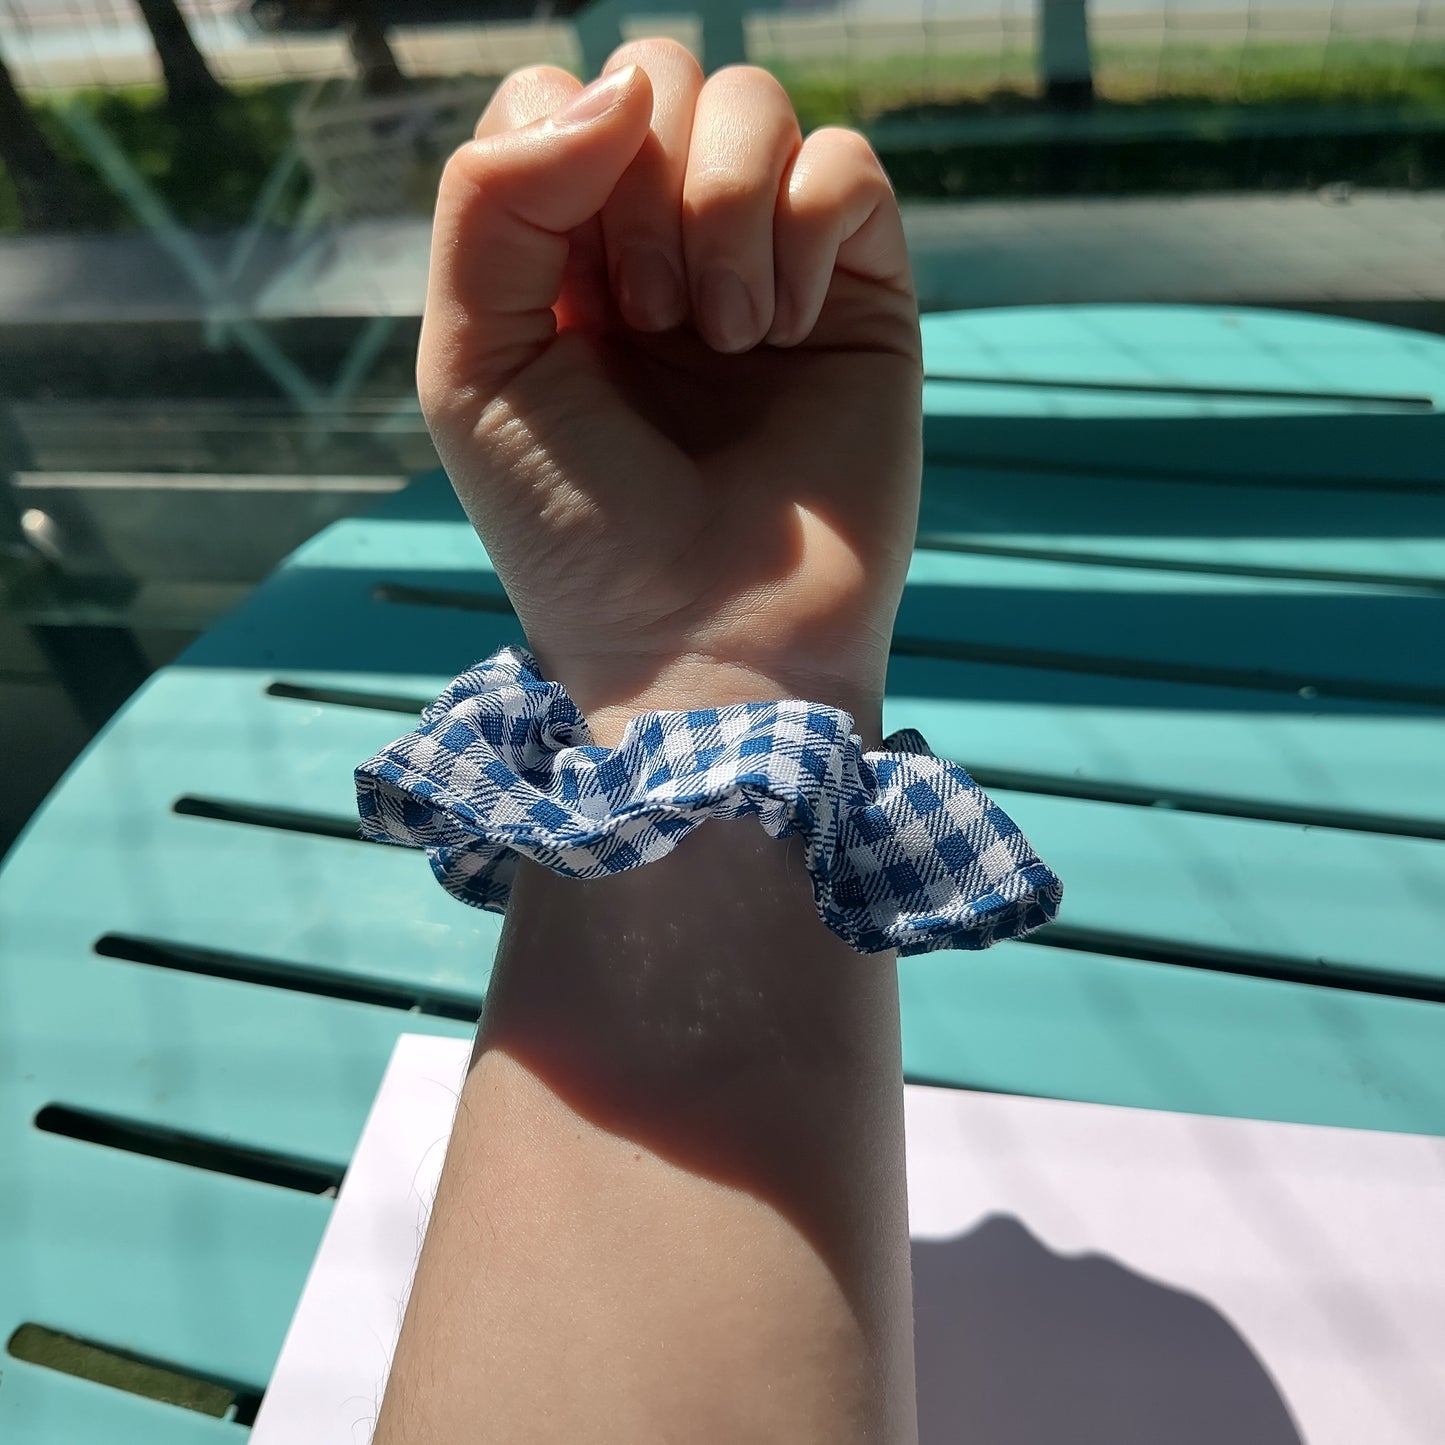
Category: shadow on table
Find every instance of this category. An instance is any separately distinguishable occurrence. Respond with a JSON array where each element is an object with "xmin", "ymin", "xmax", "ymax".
[
  {"xmin": 178, "ymin": 558, "xmax": 1445, "ymax": 715},
  {"xmin": 376, "ymin": 420, "xmax": 1445, "ymax": 534},
  {"xmin": 920, "ymin": 412, "xmax": 1445, "ymax": 497},
  {"xmin": 912, "ymin": 1215, "xmax": 1305, "ymax": 1445}
]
